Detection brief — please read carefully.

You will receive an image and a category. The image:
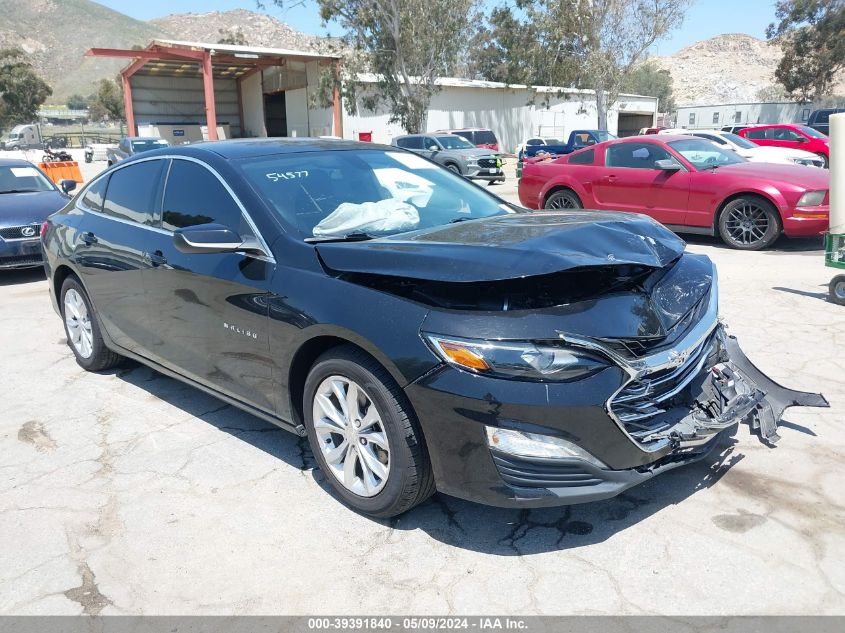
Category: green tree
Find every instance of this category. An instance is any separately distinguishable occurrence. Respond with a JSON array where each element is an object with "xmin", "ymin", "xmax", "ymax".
[
  {"xmin": 622, "ymin": 60, "xmax": 676, "ymax": 113},
  {"xmin": 0, "ymin": 48, "xmax": 52, "ymax": 127},
  {"xmin": 66, "ymin": 93, "xmax": 87, "ymax": 110},
  {"xmin": 519, "ymin": 0, "xmax": 690, "ymax": 129},
  {"xmin": 465, "ymin": 6, "xmax": 540, "ymax": 84},
  {"xmin": 766, "ymin": 0, "xmax": 845, "ymax": 101},
  {"xmin": 88, "ymin": 77, "xmax": 124, "ymax": 122},
  {"xmin": 271, "ymin": 0, "xmax": 477, "ymax": 133}
]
